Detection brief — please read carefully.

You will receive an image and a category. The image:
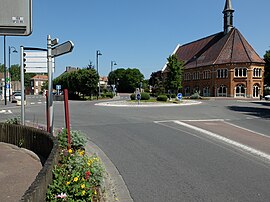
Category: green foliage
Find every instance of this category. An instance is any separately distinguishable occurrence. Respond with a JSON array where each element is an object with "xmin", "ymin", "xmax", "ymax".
[
  {"xmin": 141, "ymin": 92, "xmax": 150, "ymax": 100},
  {"xmin": 165, "ymin": 54, "xmax": 184, "ymax": 94},
  {"xmin": 53, "ymin": 68, "xmax": 98, "ymax": 98},
  {"xmin": 264, "ymin": 50, "xmax": 270, "ymax": 86},
  {"xmin": 157, "ymin": 95, "xmax": 168, "ymax": 102},
  {"xmin": 47, "ymin": 129, "xmax": 104, "ymax": 201},
  {"xmin": 108, "ymin": 68, "xmax": 144, "ymax": 93},
  {"xmin": 5, "ymin": 117, "xmax": 21, "ymax": 125},
  {"xmin": 130, "ymin": 94, "xmax": 136, "ymax": 100},
  {"xmin": 57, "ymin": 129, "xmax": 87, "ymax": 149}
]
